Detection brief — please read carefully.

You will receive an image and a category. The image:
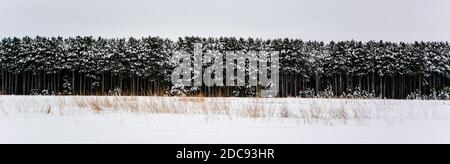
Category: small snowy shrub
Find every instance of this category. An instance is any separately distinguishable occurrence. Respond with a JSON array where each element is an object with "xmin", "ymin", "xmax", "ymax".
[
  {"xmin": 232, "ymin": 86, "xmax": 256, "ymax": 97},
  {"xmin": 407, "ymin": 88, "xmax": 450, "ymax": 100},
  {"xmin": 62, "ymin": 77, "xmax": 72, "ymax": 95},
  {"xmin": 343, "ymin": 88, "xmax": 377, "ymax": 99},
  {"xmin": 108, "ymin": 88, "xmax": 122, "ymax": 96},
  {"xmin": 407, "ymin": 90, "xmax": 424, "ymax": 100},
  {"xmin": 318, "ymin": 86, "xmax": 334, "ymax": 98},
  {"xmin": 299, "ymin": 88, "xmax": 316, "ymax": 98},
  {"xmin": 438, "ymin": 87, "xmax": 450, "ymax": 100},
  {"xmin": 41, "ymin": 90, "xmax": 49, "ymax": 95},
  {"xmin": 168, "ymin": 84, "xmax": 200, "ymax": 97},
  {"xmin": 30, "ymin": 89, "xmax": 40, "ymax": 95}
]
